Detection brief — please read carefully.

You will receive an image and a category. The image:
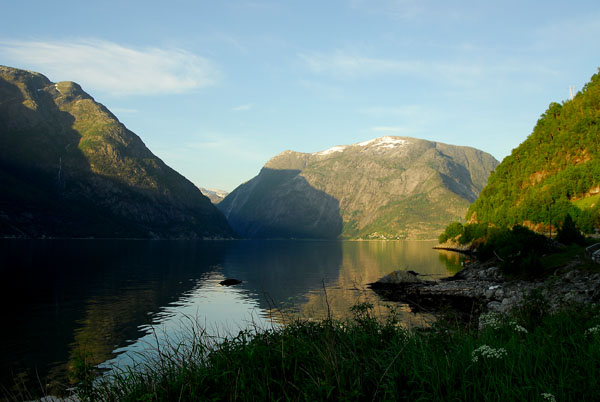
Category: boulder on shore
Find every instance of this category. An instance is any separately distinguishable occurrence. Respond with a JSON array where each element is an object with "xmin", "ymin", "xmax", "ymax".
[
  {"xmin": 370, "ymin": 258, "xmax": 600, "ymax": 320},
  {"xmin": 371, "ymin": 270, "xmax": 432, "ymax": 286}
]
